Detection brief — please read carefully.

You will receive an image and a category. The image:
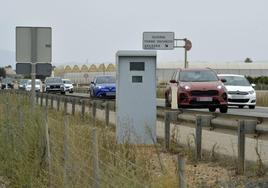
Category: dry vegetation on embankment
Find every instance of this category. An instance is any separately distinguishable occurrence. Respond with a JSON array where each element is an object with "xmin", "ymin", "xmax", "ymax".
[{"xmin": 0, "ymin": 92, "xmax": 267, "ymax": 187}]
